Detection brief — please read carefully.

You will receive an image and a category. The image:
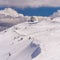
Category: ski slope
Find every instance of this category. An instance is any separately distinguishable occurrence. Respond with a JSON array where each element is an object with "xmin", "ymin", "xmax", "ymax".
[
  {"xmin": 0, "ymin": 21, "xmax": 41, "ymax": 60},
  {"xmin": 0, "ymin": 17, "xmax": 60, "ymax": 60}
]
